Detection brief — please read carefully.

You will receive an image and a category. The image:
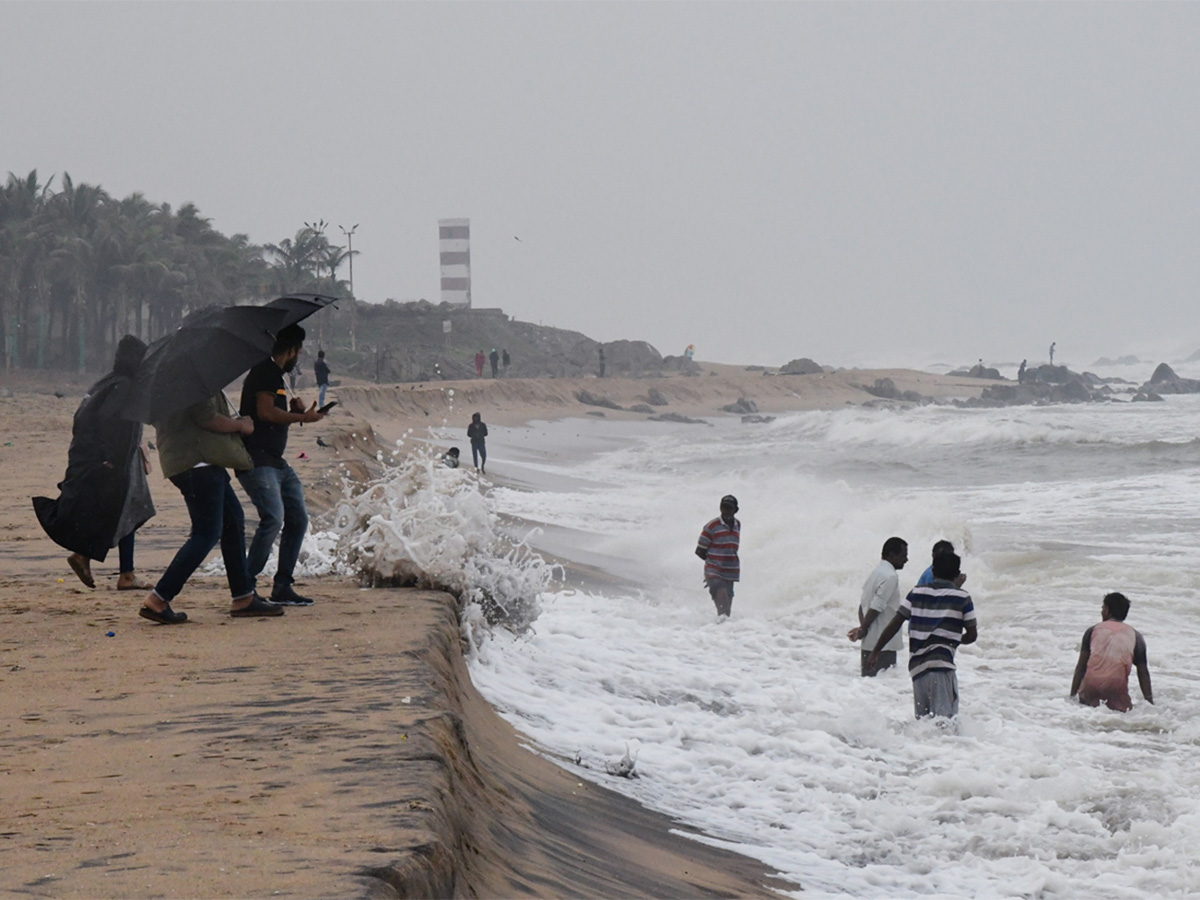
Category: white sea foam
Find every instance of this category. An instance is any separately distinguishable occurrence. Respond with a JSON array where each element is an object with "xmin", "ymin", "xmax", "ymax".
[{"xmin": 466, "ymin": 397, "xmax": 1200, "ymax": 898}]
